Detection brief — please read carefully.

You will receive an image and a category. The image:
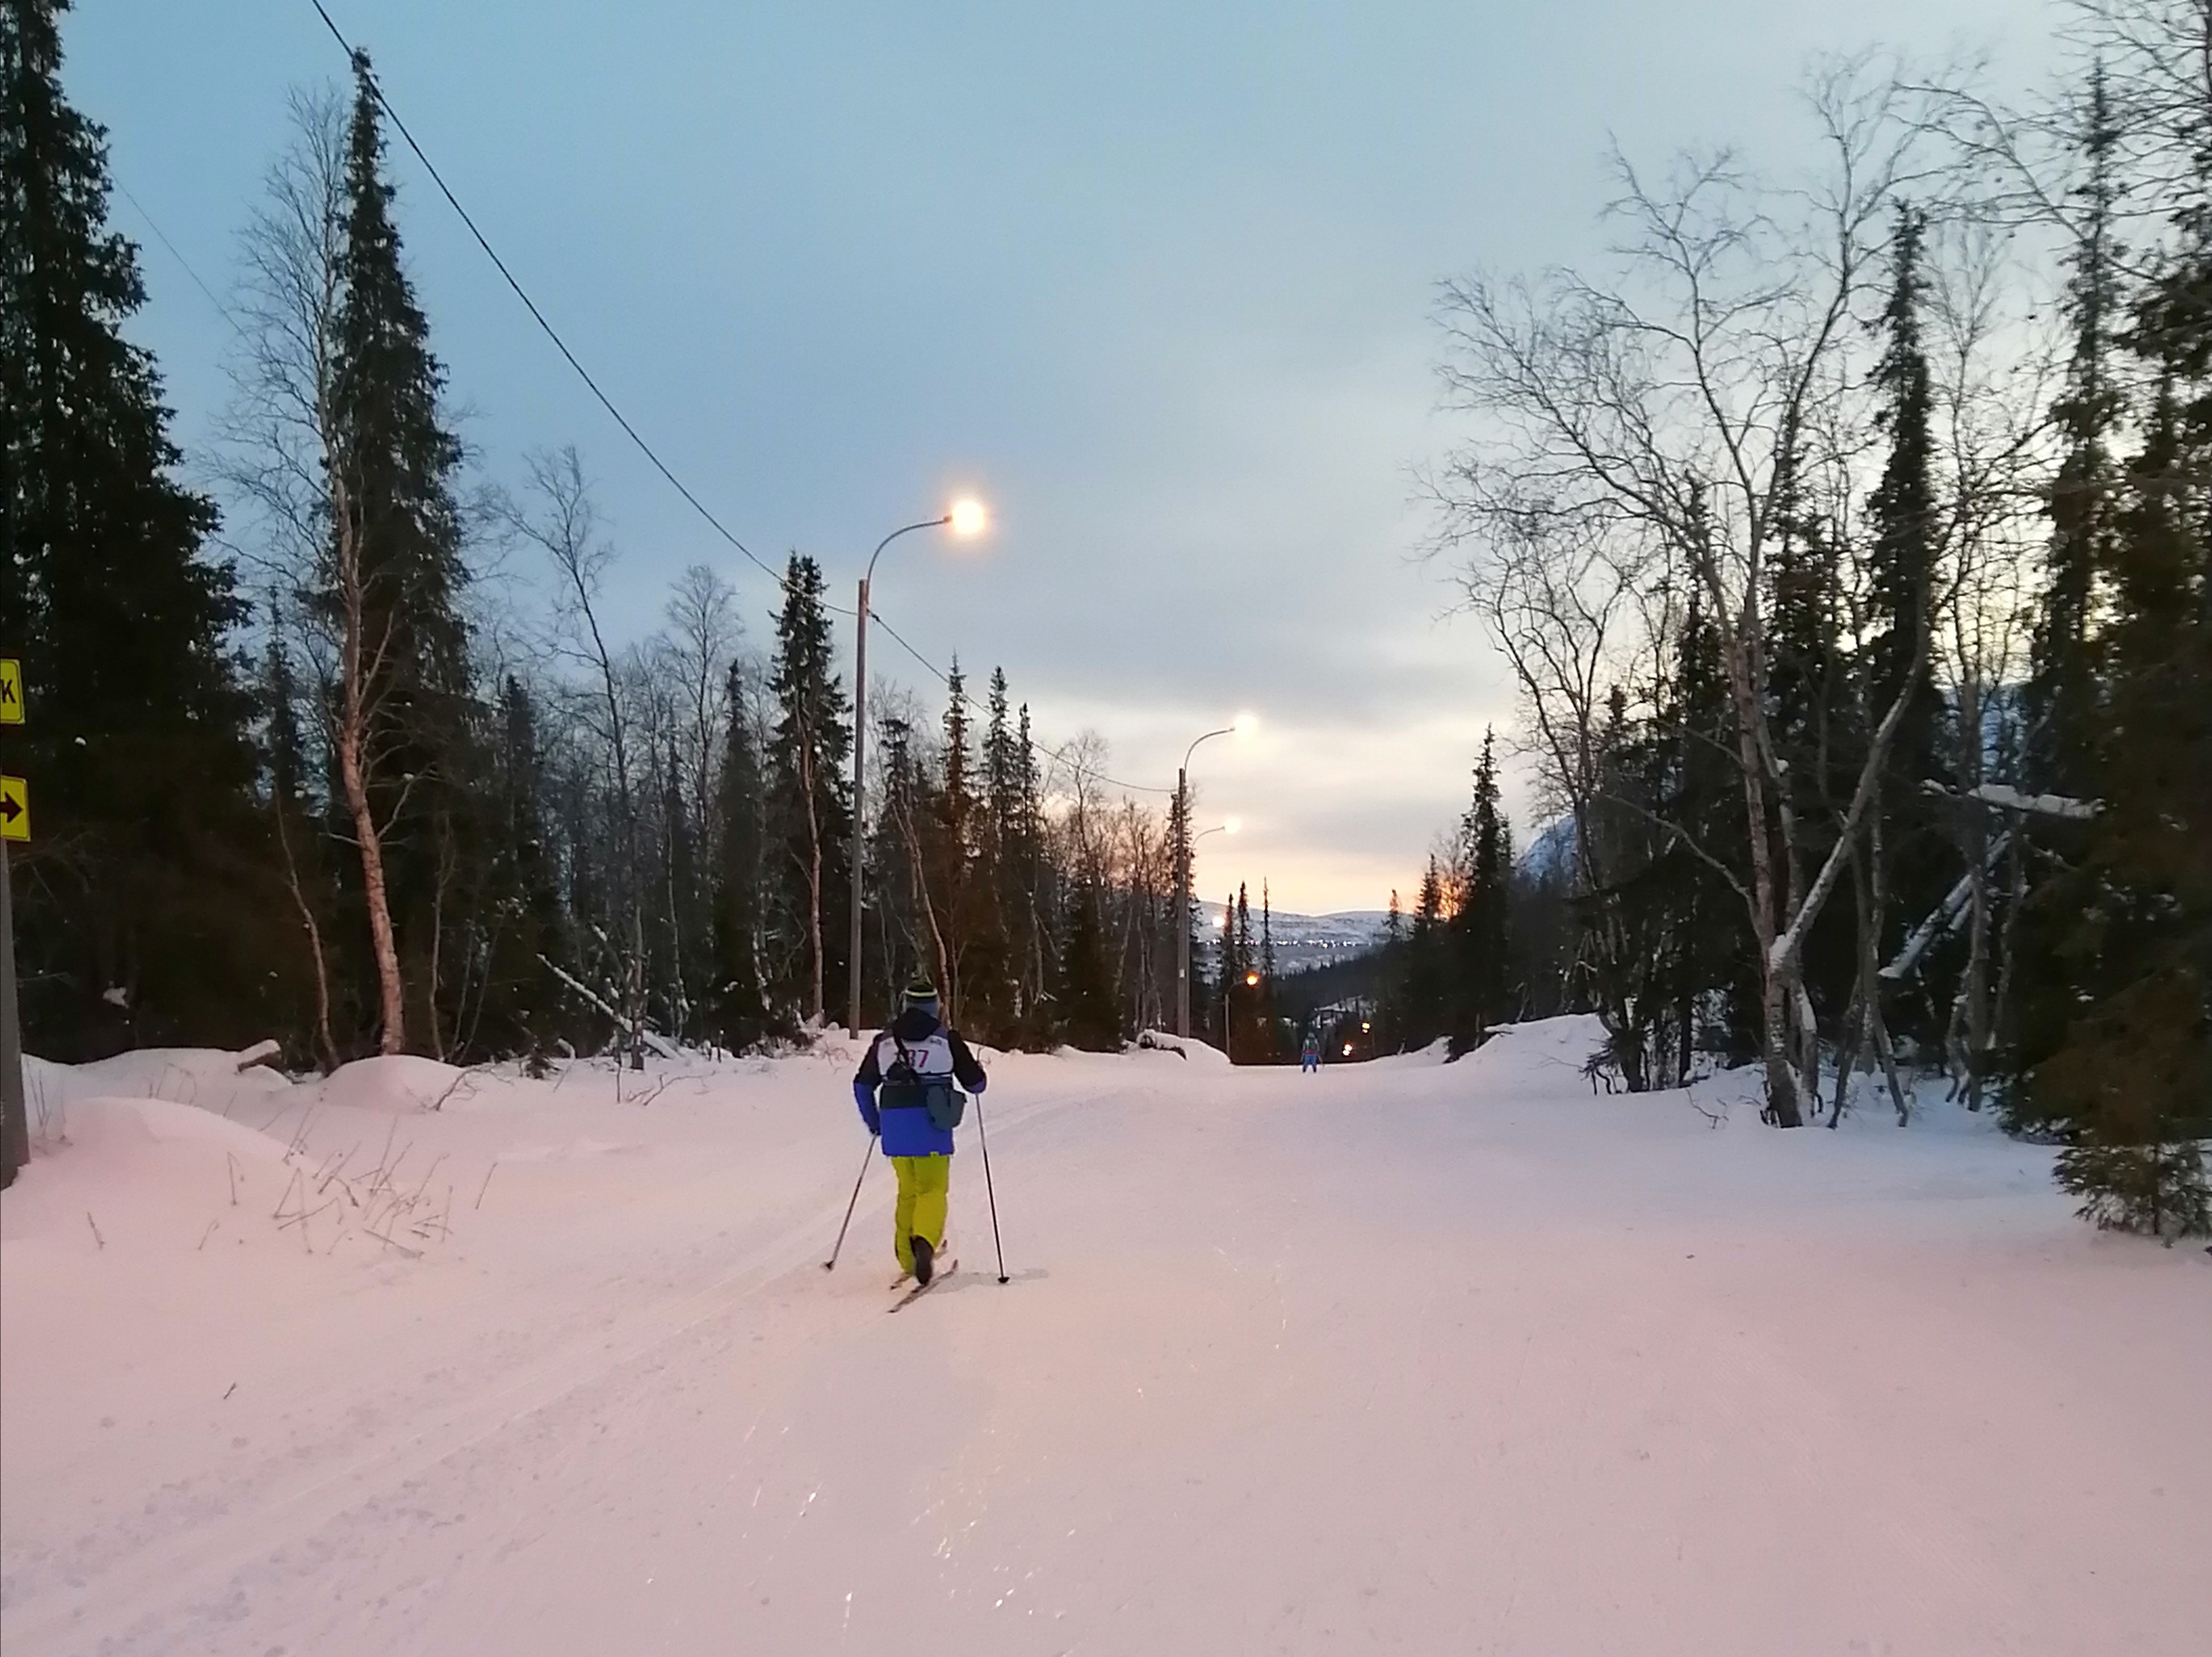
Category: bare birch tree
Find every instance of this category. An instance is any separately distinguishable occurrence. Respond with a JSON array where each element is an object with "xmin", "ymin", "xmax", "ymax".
[
  {"xmin": 499, "ymin": 446, "xmax": 653, "ymax": 1063},
  {"xmin": 223, "ymin": 85, "xmax": 412, "ymax": 1054},
  {"xmin": 1436, "ymin": 64, "xmax": 1952, "ymax": 1124}
]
